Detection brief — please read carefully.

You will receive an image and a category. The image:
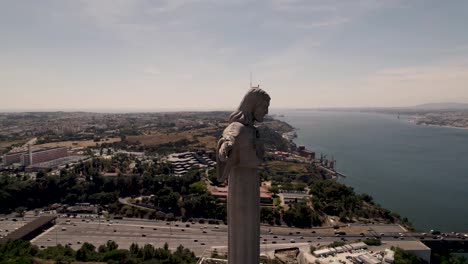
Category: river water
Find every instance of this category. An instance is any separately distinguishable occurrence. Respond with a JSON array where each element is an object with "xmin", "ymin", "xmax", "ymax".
[{"xmin": 275, "ymin": 110, "xmax": 468, "ymax": 232}]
